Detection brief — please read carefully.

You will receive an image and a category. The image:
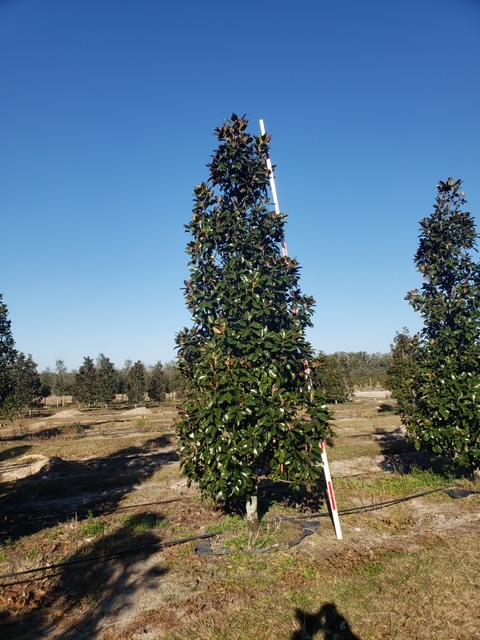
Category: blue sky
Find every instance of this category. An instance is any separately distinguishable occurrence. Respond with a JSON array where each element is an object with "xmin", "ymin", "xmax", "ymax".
[{"xmin": 1, "ymin": 0, "xmax": 479, "ymax": 372}]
